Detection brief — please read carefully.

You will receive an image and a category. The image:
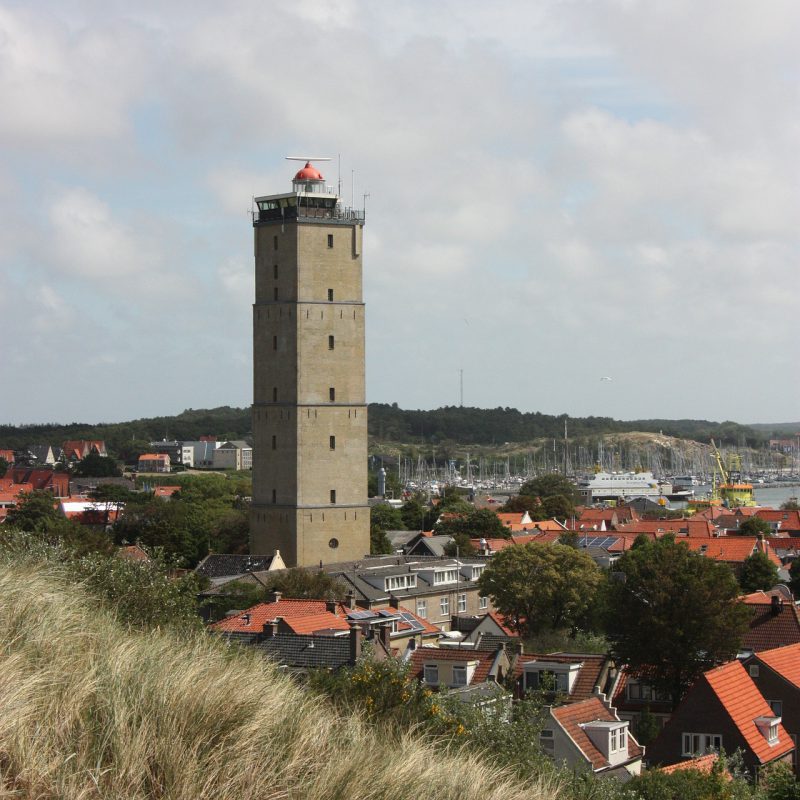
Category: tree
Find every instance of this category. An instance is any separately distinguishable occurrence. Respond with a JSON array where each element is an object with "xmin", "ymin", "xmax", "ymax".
[
  {"xmin": 790, "ymin": 560, "xmax": 800, "ymax": 599},
  {"xmin": 477, "ymin": 542, "xmax": 602, "ymax": 635},
  {"xmin": 519, "ymin": 474, "xmax": 577, "ymax": 517},
  {"xmin": 435, "ymin": 508, "xmax": 508, "ymax": 539},
  {"xmin": 262, "ymin": 568, "xmax": 349, "ymax": 601},
  {"xmin": 604, "ymin": 536, "xmax": 750, "ymax": 708},
  {"xmin": 370, "ymin": 503, "xmax": 404, "ymax": 555},
  {"xmin": 780, "ymin": 499, "xmax": 800, "ymax": 511},
  {"xmin": 737, "ymin": 517, "xmax": 772, "ymax": 537},
  {"xmin": 499, "ymin": 494, "xmax": 545, "ymax": 518},
  {"xmin": 0, "ymin": 457, "xmax": 8, "ymax": 478},
  {"xmin": 443, "ymin": 532, "xmax": 477, "ymax": 557},
  {"xmin": 739, "ymin": 551, "xmax": 779, "ymax": 593},
  {"xmin": 519, "ymin": 473, "xmax": 578, "ymax": 502},
  {"xmin": 73, "ymin": 452, "xmax": 122, "ymax": 477},
  {"xmin": 400, "ymin": 497, "xmax": 426, "ymax": 531},
  {"xmin": 6, "ymin": 490, "xmax": 63, "ymax": 531}
]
